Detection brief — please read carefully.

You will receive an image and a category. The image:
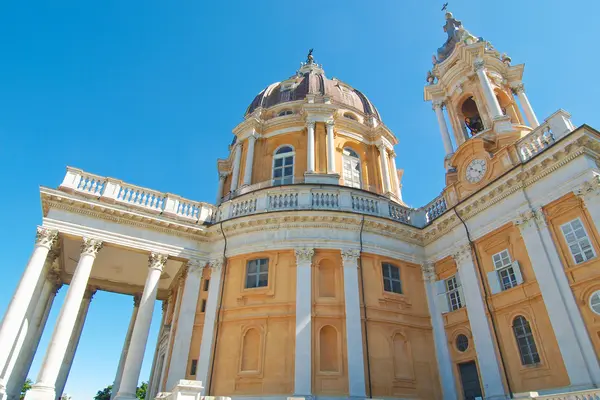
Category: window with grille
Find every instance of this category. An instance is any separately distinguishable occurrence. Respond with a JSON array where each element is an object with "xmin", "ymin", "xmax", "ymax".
[
  {"xmin": 512, "ymin": 316, "xmax": 540, "ymax": 366},
  {"xmin": 245, "ymin": 258, "xmax": 269, "ymax": 289},
  {"xmin": 342, "ymin": 148, "xmax": 362, "ymax": 189},
  {"xmin": 278, "ymin": 109, "xmax": 293, "ymax": 117},
  {"xmin": 456, "ymin": 334, "xmax": 469, "ymax": 352},
  {"xmin": 272, "ymin": 146, "xmax": 294, "ymax": 186},
  {"xmin": 382, "ymin": 263, "xmax": 402, "ymax": 294},
  {"xmin": 561, "ymin": 218, "xmax": 596, "ymax": 264},
  {"xmin": 492, "ymin": 250, "xmax": 517, "ymax": 290},
  {"xmin": 445, "ymin": 276, "xmax": 463, "ymax": 311},
  {"xmin": 589, "ymin": 291, "xmax": 600, "ymax": 315}
]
